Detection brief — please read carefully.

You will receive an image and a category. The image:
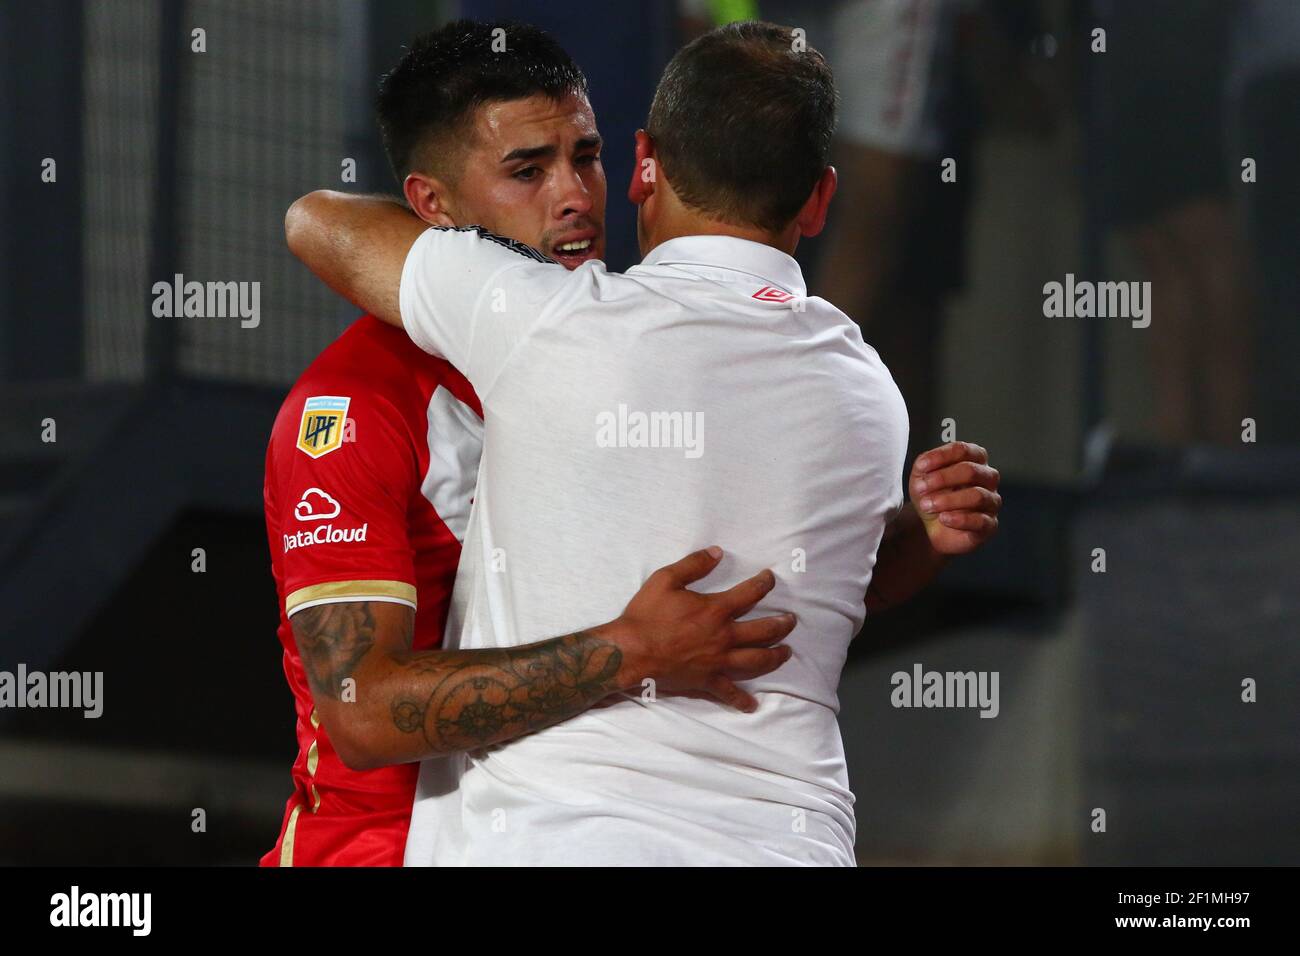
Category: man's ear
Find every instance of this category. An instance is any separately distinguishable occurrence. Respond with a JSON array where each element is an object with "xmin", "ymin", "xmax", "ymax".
[
  {"xmin": 795, "ymin": 166, "xmax": 838, "ymax": 238},
  {"xmin": 403, "ymin": 172, "xmax": 456, "ymax": 228},
  {"xmin": 627, "ymin": 130, "xmax": 658, "ymax": 206}
]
